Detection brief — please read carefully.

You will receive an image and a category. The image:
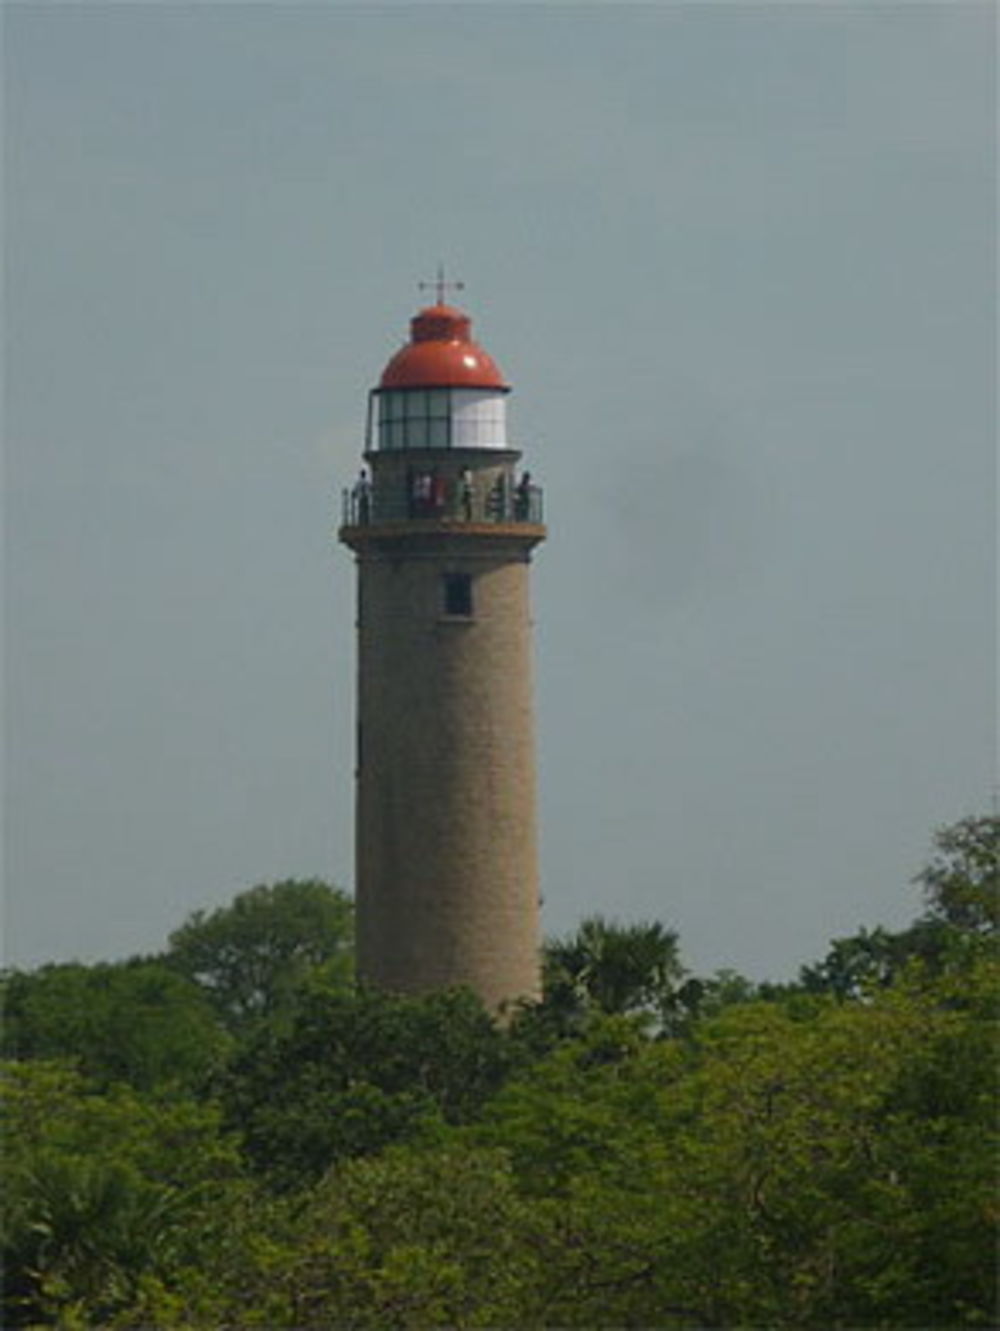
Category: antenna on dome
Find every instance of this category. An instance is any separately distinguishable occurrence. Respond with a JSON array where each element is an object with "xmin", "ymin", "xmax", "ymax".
[{"xmin": 419, "ymin": 263, "xmax": 464, "ymax": 306}]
